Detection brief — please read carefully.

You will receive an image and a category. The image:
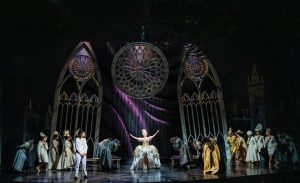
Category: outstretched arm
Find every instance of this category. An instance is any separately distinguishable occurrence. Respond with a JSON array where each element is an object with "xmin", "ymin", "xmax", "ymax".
[
  {"xmin": 149, "ymin": 130, "xmax": 159, "ymax": 140},
  {"xmin": 129, "ymin": 134, "xmax": 140, "ymax": 141}
]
